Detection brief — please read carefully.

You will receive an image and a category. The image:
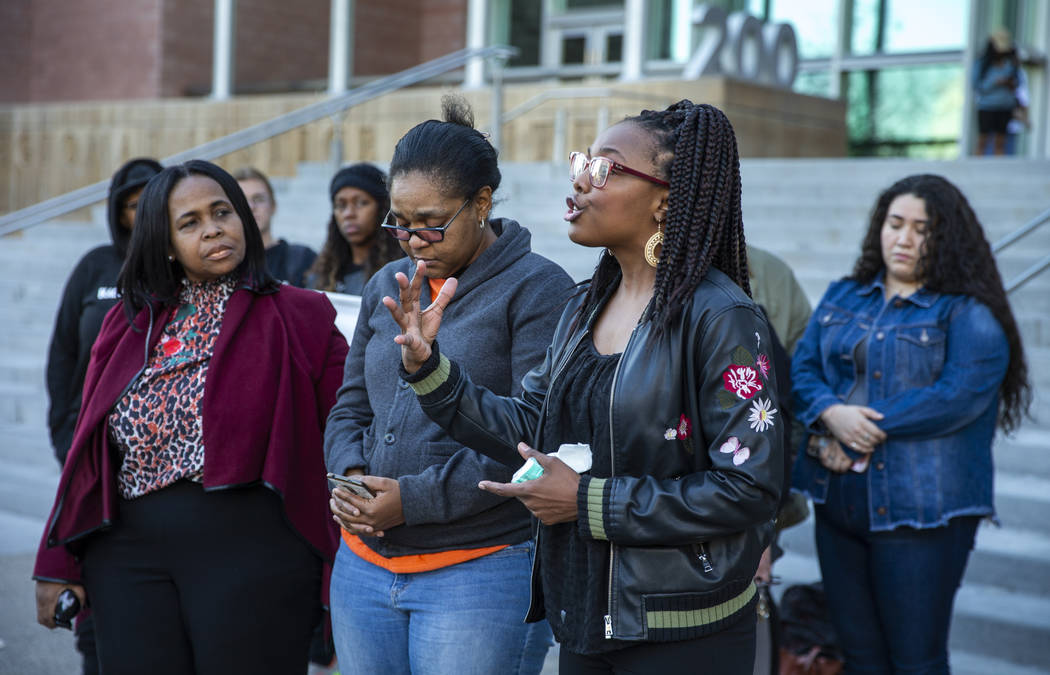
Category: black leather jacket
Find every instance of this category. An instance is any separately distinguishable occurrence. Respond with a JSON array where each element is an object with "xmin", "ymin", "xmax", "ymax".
[{"xmin": 406, "ymin": 268, "xmax": 784, "ymax": 643}]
